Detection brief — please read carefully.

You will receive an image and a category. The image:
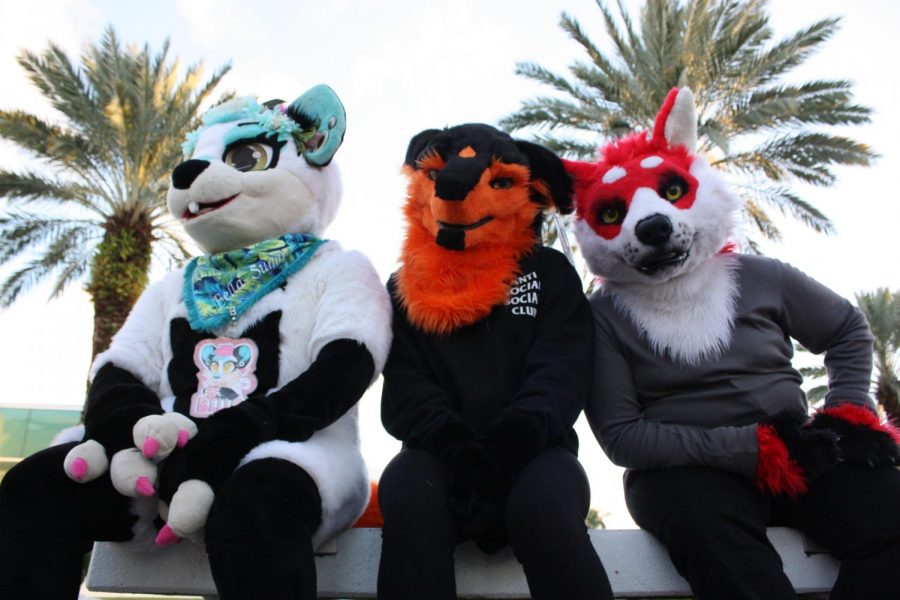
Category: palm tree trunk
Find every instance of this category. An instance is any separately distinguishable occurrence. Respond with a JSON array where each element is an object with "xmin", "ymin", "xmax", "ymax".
[{"xmin": 86, "ymin": 211, "xmax": 153, "ymax": 360}]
